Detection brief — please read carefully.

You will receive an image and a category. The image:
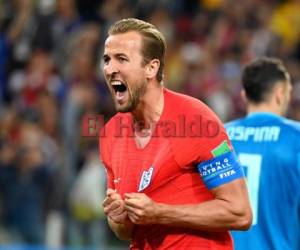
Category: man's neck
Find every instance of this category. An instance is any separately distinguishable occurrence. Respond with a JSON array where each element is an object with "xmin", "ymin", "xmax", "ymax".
[
  {"xmin": 131, "ymin": 84, "xmax": 164, "ymax": 149},
  {"xmin": 132, "ymin": 85, "xmax": 164, "ymax": 129},
  {"xmin": 247, "ymin": 103, "xmax": 282, "ymax": 116}
]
